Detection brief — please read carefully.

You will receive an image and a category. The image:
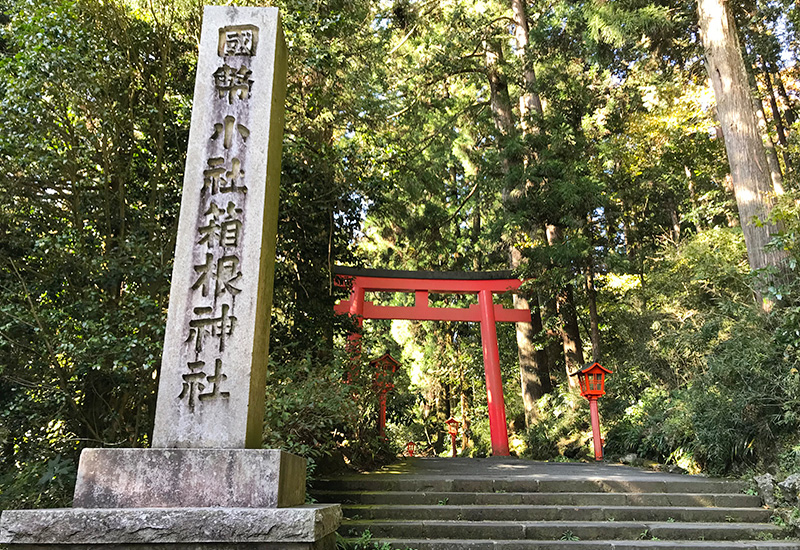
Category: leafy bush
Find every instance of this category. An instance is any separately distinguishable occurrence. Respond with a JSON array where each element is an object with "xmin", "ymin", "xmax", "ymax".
[
  {"xmin": 522, "ymin": 386, "xmax": 591, "ymax": 461},
  {"xmin": 601, "ymin": 223, "xmax": 800, "ymax": 475}
]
